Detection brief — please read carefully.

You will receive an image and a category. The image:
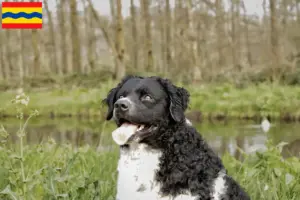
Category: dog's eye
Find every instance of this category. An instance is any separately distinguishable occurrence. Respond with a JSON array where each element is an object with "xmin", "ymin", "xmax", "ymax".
[{"xmin": 141, "ymin": 95, "xmax": 153, "ymax": 101}]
